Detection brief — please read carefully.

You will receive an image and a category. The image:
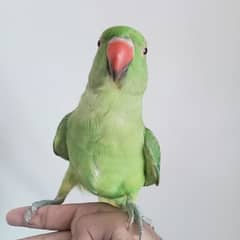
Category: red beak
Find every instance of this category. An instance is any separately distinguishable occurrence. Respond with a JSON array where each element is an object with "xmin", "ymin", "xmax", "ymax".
[{"xmin": 107, "ymin": 37, "xmax": 134, "ymax": 81}]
